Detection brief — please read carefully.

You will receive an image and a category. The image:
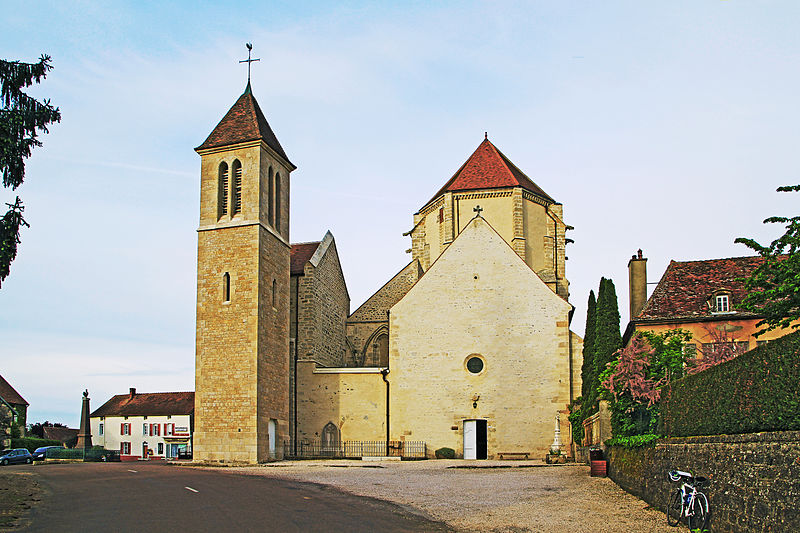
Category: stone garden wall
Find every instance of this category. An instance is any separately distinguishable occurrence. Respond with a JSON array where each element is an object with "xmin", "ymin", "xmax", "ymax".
[{"xmin": 607, "ymin": 431, "xmax": 800, "ymax": 532}]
